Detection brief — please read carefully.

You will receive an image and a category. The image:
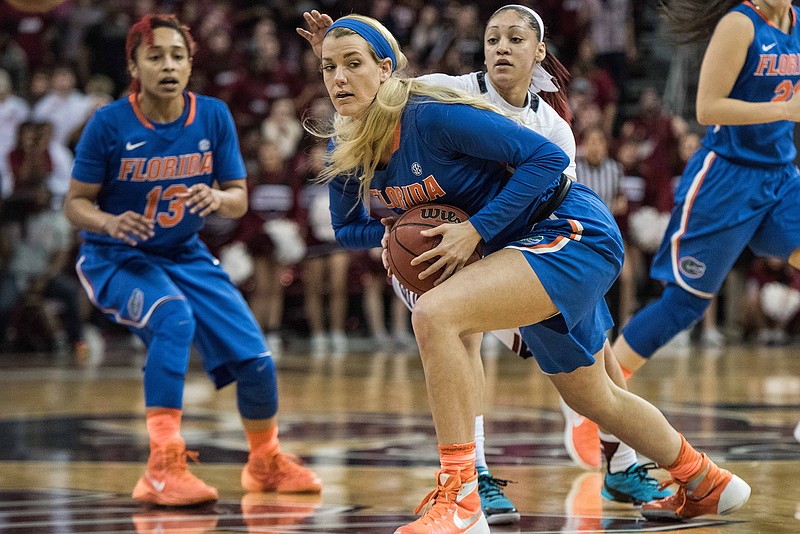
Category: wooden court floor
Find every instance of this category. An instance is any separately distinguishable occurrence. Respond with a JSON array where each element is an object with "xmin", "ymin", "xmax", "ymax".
[{"xmin": 1, "ymin": 337, "xmax": 799, "ymax": 533}]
